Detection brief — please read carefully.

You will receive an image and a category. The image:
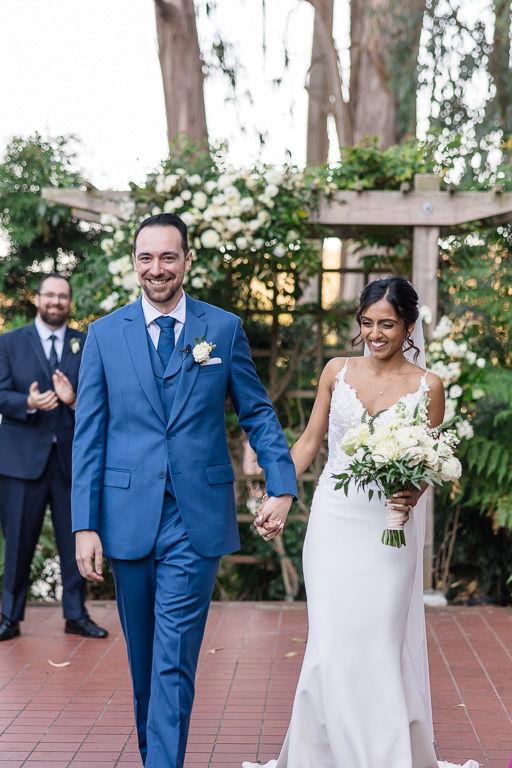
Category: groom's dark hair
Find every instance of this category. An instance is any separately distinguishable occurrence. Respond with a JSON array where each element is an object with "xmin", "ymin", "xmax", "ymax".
[{"xmin": 133, "ymin": 213, "xmax": 189, "ymax": 256}]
